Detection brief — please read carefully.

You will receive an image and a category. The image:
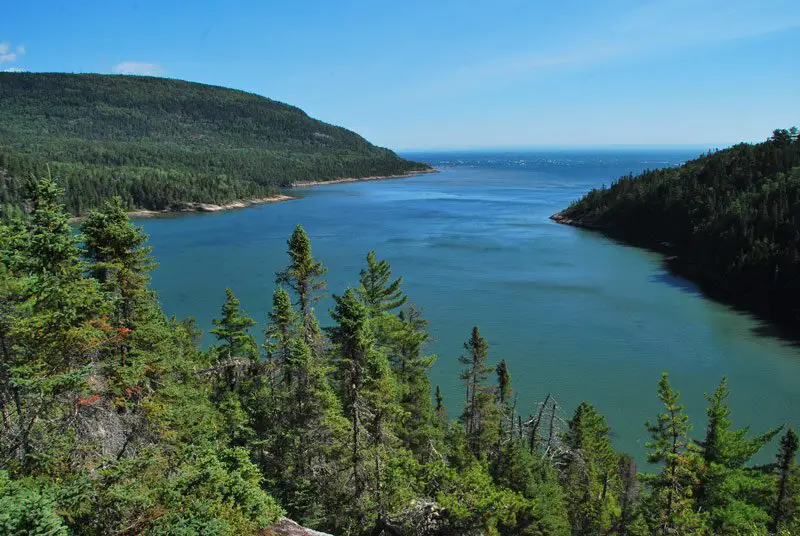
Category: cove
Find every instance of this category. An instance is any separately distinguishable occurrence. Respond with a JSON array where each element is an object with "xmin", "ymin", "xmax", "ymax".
[{"xmin": 139, "ymin": 150, "xmax": 800, "ymax": 462}]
